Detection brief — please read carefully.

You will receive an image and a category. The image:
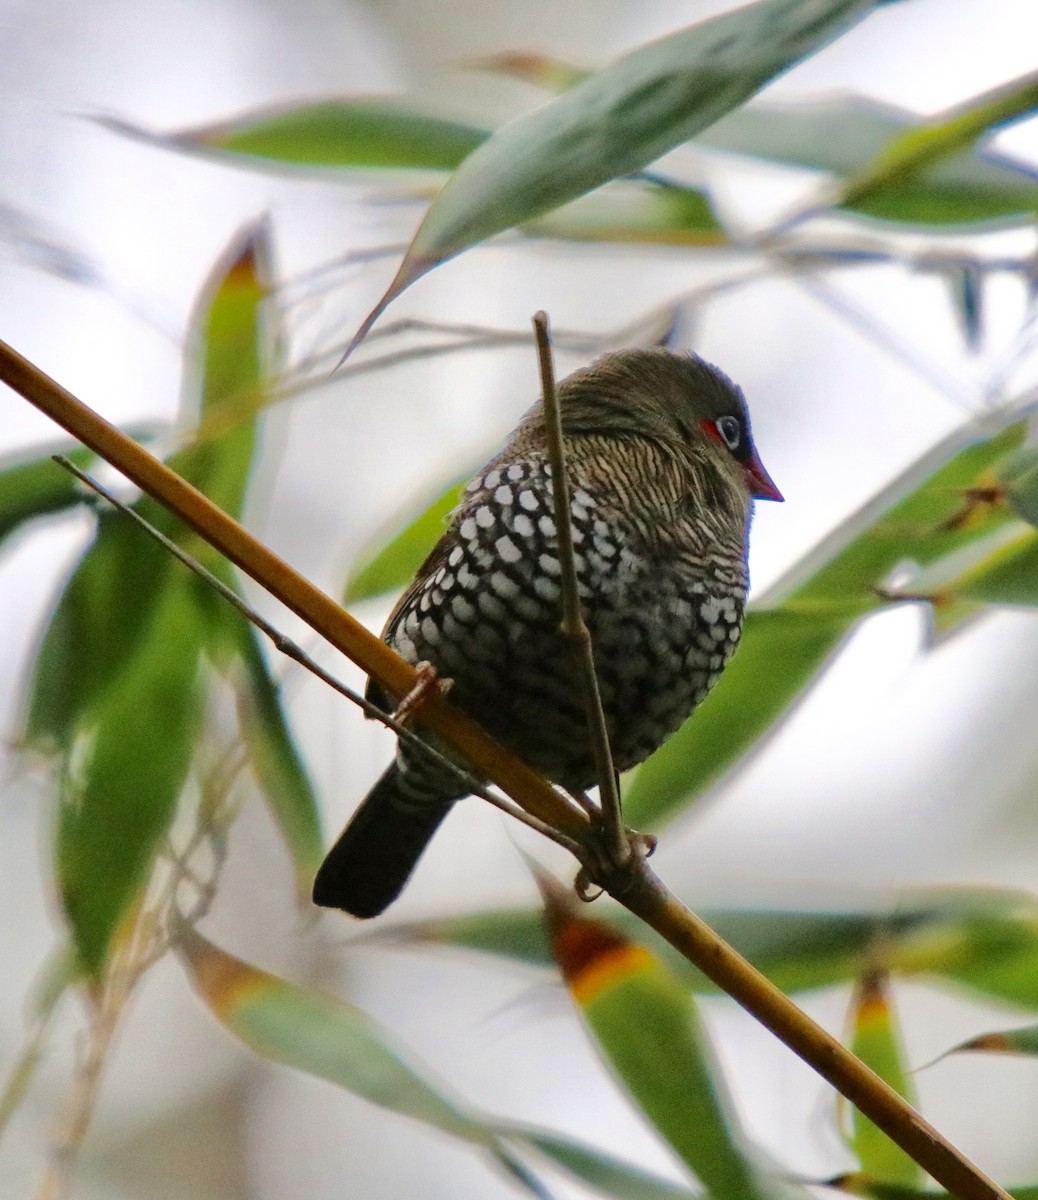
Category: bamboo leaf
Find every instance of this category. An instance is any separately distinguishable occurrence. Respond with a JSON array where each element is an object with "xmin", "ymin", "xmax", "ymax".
[
  {"xmin": 542, "ymin": 883, "xmax": 776, "ymax": 1199},
  {"xmin": 837, "ymin": 69, "xmax": 1038, "ymax": 220},
  {"xmin": 847, "ymin": 968, "xmax": 921, "ymax": 1187},
  {"xmin": 347, "ymin": 0, "xmax": 886, "ymax": 353},
  {"xmin": 344, "ymin": 477, "xmax": 466, "ymax": 604},
  {"xmin": 951, "ymin": 1025, "xmax": 1038, "ymax": 1057},
  {"xmin": 0, "ymin": 444, "xmax": 94, "ymax": 547},
  {"xmin": 178, "ymin": 925, "xmax": 495, "ymax": 1135},
  {"xmin": 234, "ymin": 626, "xmax": 323, "ymax": 891},
  {"xmin": 26, "ymin": 226, "xmax": 276, "ymax": 973},
  {"xmin": 396, "ymin": 887, "xmax": 1038, "ymax": 1013},
  {"xmin": 178, "ymin": 926, "xmax": 692, "ymax": 1200},
  {"xmin": 99, "ymin": 102, "xmax": 486, "ymax": 173}
]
